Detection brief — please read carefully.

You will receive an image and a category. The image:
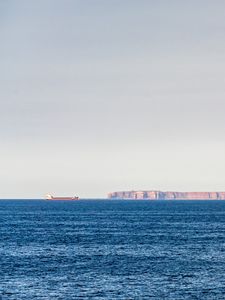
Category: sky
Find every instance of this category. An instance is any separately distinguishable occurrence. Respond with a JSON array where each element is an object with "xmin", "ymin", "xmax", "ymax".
[{"xmin": 1, "ymin": 0, "xmax": 225, "ymax": 198}]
